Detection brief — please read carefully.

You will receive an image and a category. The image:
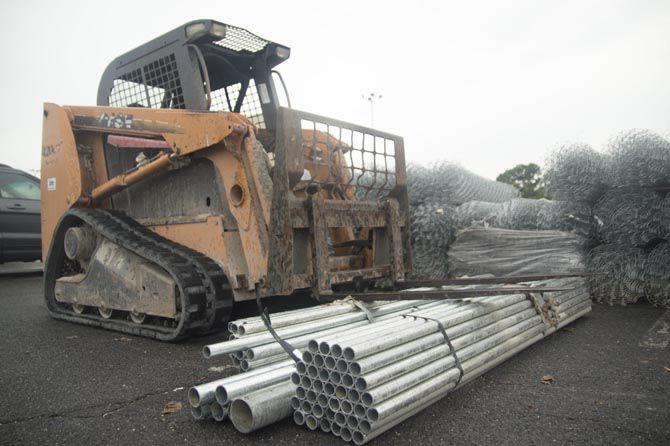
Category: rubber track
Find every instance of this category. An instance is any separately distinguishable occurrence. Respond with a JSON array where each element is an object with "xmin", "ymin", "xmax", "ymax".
[{"xmin": 44, "ymin": 208, "xmax": 233, "ymax": 341}]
